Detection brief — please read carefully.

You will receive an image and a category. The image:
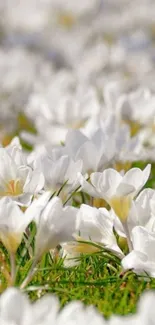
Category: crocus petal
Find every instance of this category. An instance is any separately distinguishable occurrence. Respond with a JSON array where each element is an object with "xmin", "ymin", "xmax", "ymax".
[
  {"xmin": 121, "ymin": 164, "xmax": 151, "ymax": 197},
  {"xmin": 78, "ymin": 173, "xmax": 100, "ymax": 197}
]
